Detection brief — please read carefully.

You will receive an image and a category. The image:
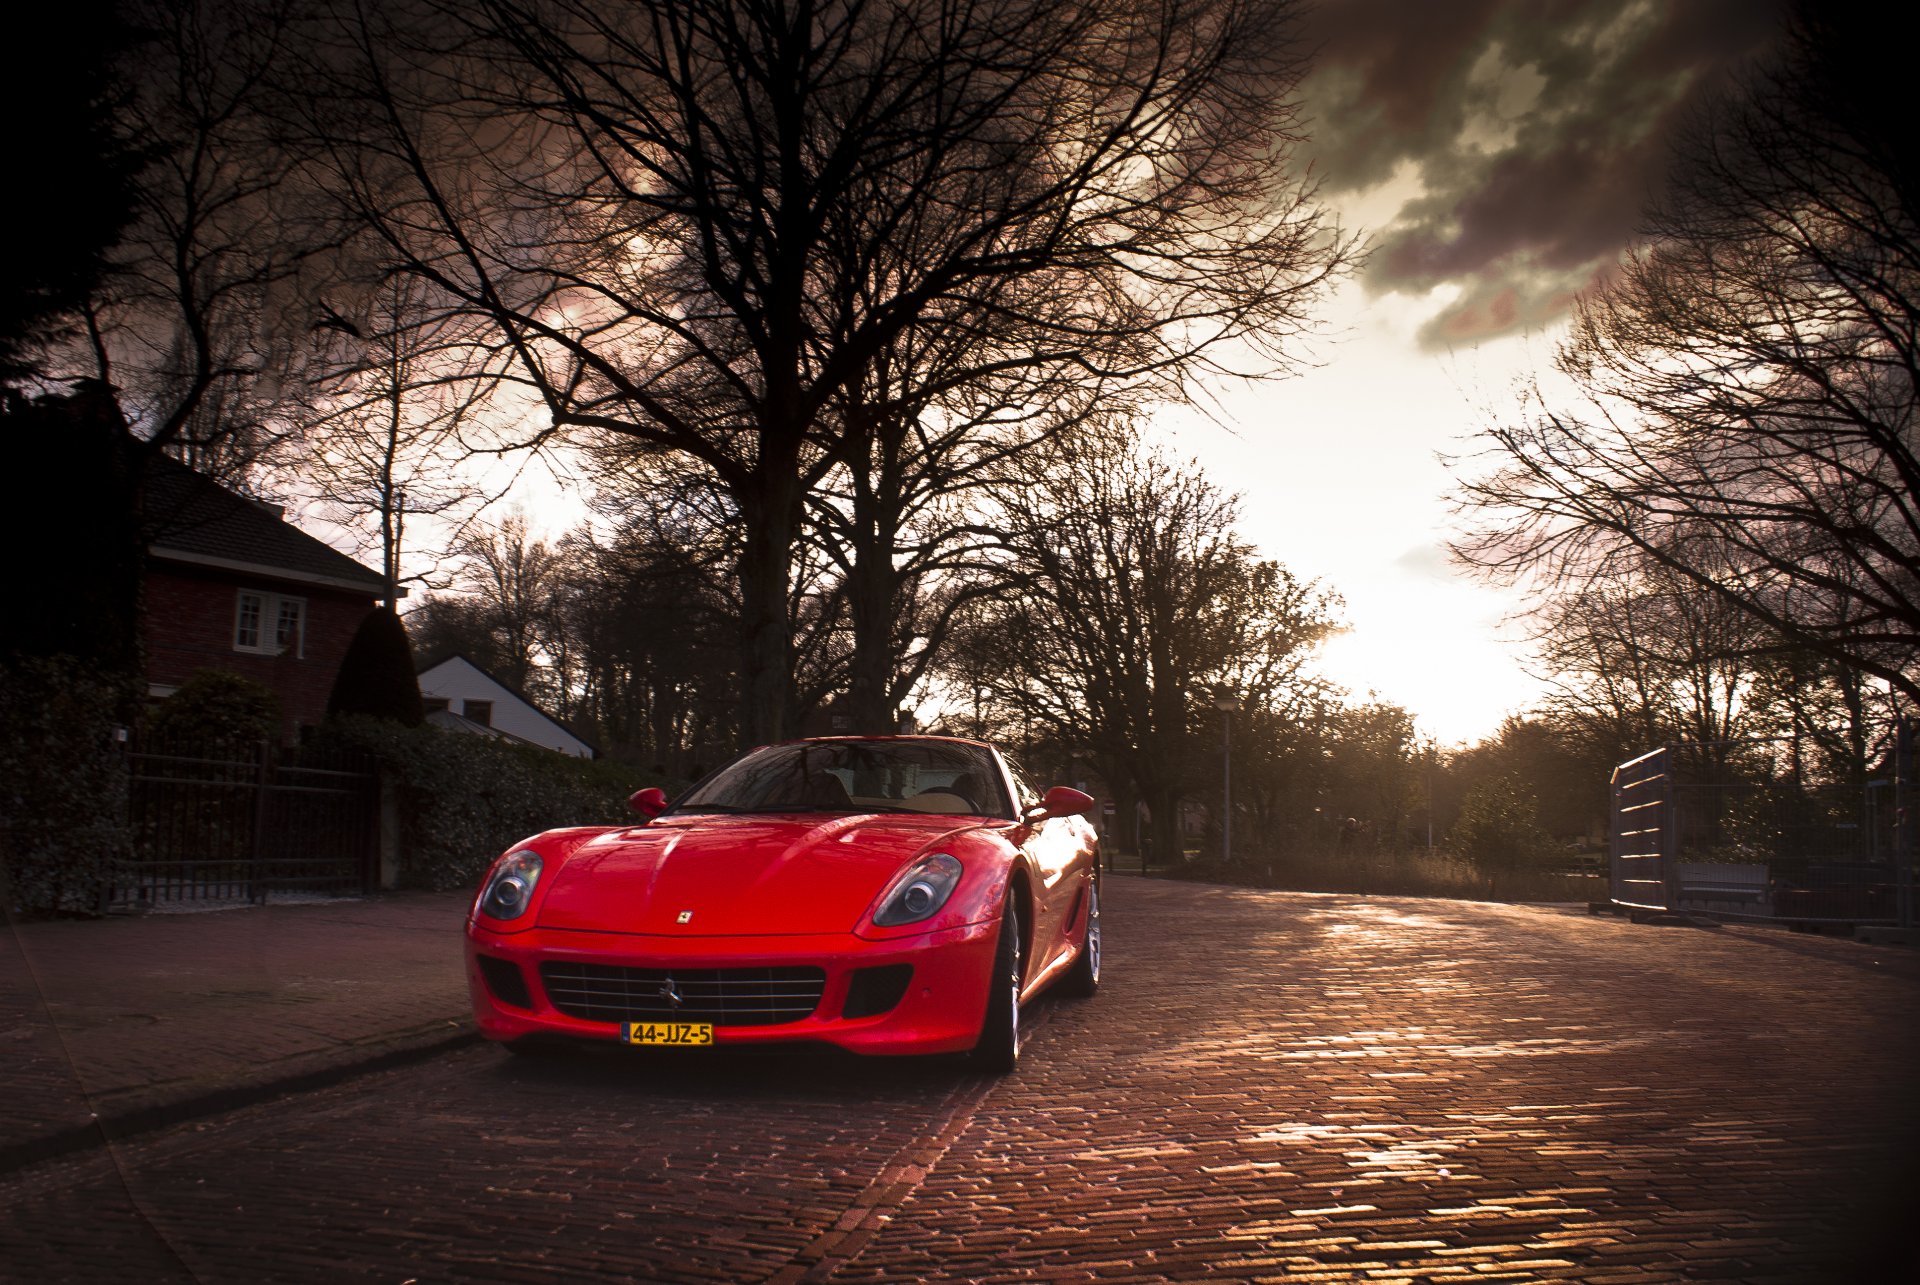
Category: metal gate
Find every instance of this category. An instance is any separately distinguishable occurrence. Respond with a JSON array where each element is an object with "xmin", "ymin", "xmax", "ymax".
[
  {"xmin": 1608, "ymin": 730, "xmax": 1916, "ymax": 930},
  {"xmin": 1609, "ymin": 747, "xmax": 1676, "ymax": 911},
  {"xmin": 120, "ymin": 738, "xmax": 379, "ymax": 907}
]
